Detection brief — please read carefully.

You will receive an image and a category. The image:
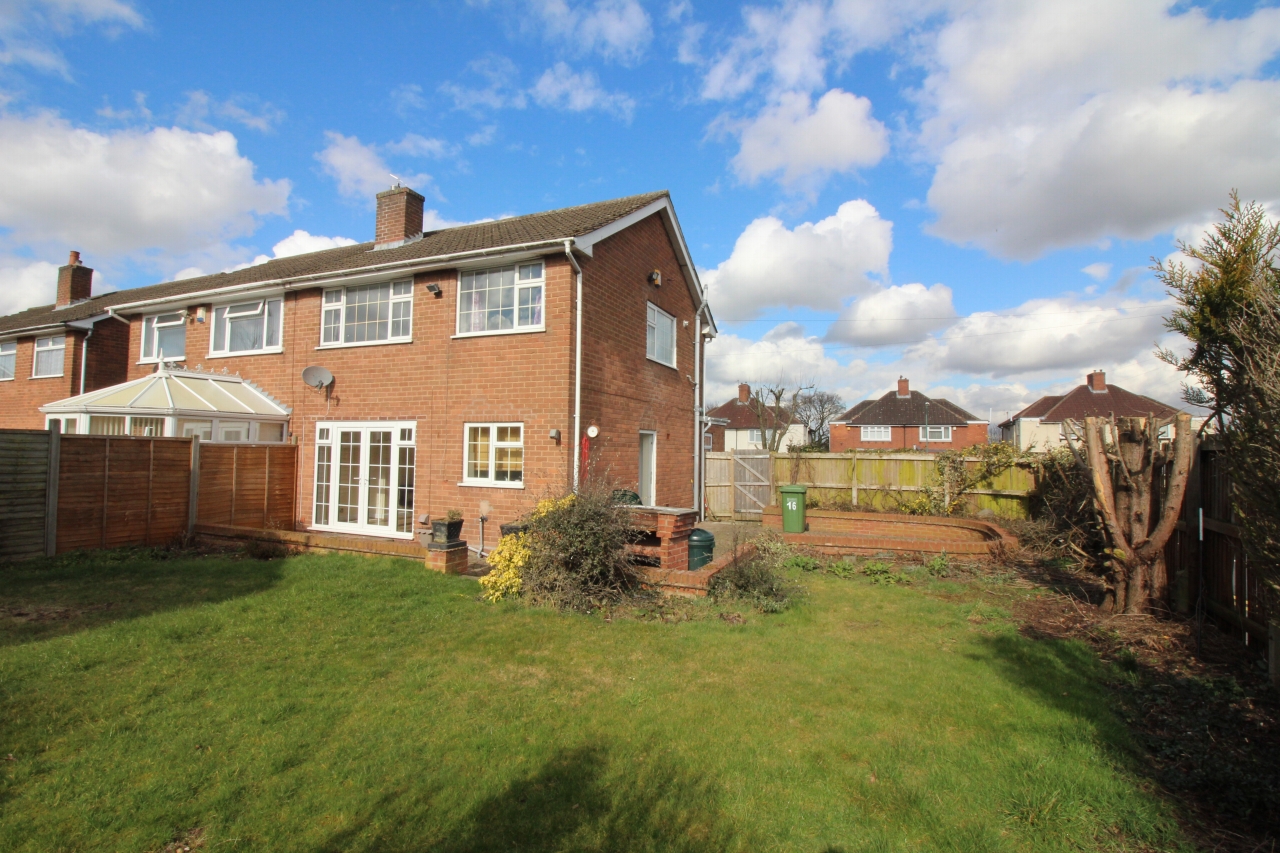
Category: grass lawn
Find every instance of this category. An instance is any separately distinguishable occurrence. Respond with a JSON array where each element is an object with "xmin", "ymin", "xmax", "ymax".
[{"xmin": 0, "ymin": 548, "xmax": 1189, "ymax": 852}]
